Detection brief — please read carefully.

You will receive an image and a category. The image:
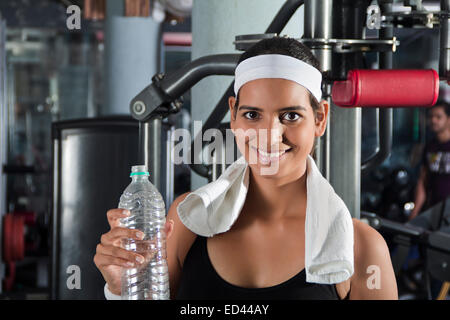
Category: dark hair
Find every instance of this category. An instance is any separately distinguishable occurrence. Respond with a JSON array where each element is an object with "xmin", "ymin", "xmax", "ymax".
[
  {"xmin": 431, "ymin": 100, "xmax": 450, "ymax": 117},
  {"xmin": 233, "ymin": 36, "xmax": 323, "ymax": 120}
]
